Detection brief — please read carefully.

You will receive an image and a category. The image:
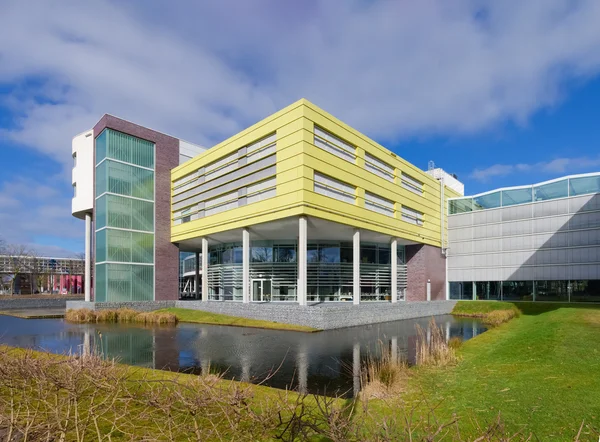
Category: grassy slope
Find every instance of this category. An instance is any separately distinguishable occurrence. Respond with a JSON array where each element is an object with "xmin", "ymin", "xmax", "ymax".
[
  {"xmin": 157, "ymin": 307, "xmax": 319, "ymax": 332},
  {"xmin": 452, "ymin": 300, "xmax": 521, "ymax": 315},
  {"xmin": 0, "ymin": 345, "xmax": 311, "ymax": 440},
  {"xmin": 406, "ymin": 303, "xmax": 600, "ymax": 439}
]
